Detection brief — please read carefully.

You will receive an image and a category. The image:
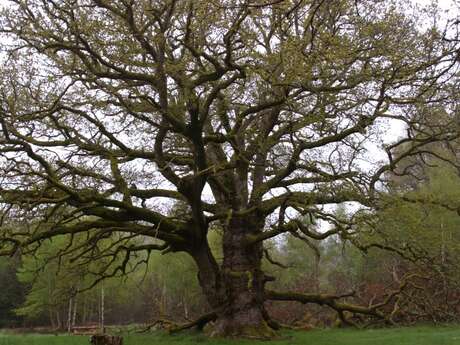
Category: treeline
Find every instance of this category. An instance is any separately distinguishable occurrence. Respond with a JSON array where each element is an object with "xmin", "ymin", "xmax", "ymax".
[{"xmin": 1, "ymin": 162, "xmax": 460, "ymax": 329}]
